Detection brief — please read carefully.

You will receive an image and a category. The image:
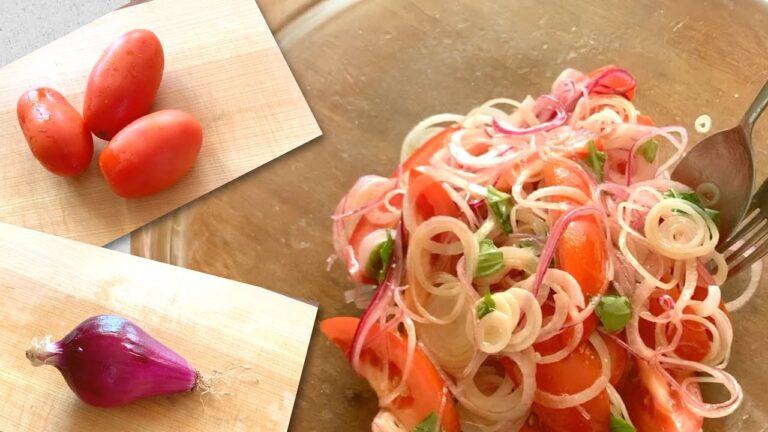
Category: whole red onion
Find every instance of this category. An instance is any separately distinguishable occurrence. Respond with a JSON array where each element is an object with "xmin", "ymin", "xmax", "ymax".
[{"xmin": 26, "ymin": 315, "xmax": 198, "ymax": 408}]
